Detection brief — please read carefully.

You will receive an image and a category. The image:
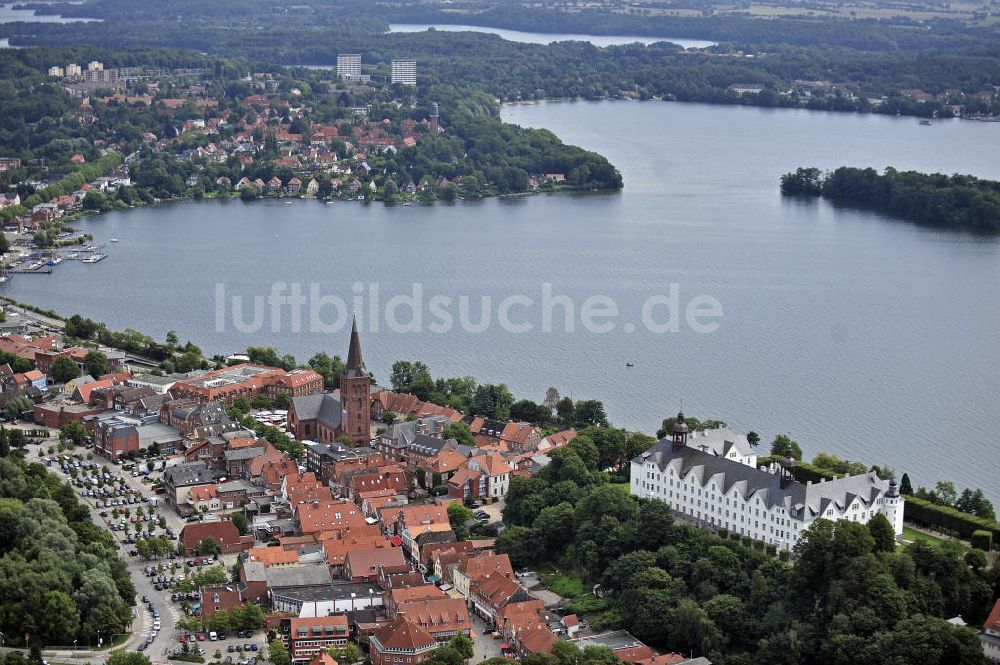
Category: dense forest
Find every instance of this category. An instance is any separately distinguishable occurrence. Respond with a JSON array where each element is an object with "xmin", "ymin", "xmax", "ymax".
[
  {"xmin": 495, "ymin": 427, "xmax": 997, "ymax": 665},
  {"xmin": 780, "ymin": 167, "xmax": 1000, "ymax": 231},
  {"xmin": 0, "ymin": 434, "xmax": 136, "ymax": 648}
]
